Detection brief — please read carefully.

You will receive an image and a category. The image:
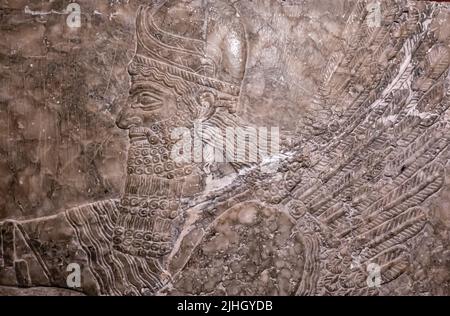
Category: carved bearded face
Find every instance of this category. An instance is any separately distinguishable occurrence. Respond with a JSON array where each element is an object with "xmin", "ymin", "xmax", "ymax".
[
  {"xmin": 111, "ymin": 2, "xmax": 247, "ymax": 261},
  {"xmin": 115, "ymin": 1, "xmax": 246, "ymax": 136}
]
